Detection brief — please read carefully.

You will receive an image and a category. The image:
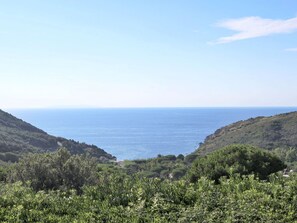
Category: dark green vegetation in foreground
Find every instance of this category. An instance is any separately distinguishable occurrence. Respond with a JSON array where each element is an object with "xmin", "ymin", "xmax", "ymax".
[
  {"xmin": 9, "ymin": 148, "xmax": 99, "ymax": 192},
  {"xmin": 1, "ymin": 174, "xmax": 297, "ymax": 222},
  {"xmin": 188, "ymin": 145, "xmax": 286, "ymax": 183},
  {"xmin": 0, "ymin": 109, "xmax": 115, "ymax": 163},
  {"xmin": 0, "ymin": 147, "xmax": 296, "ymax": 222}
]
